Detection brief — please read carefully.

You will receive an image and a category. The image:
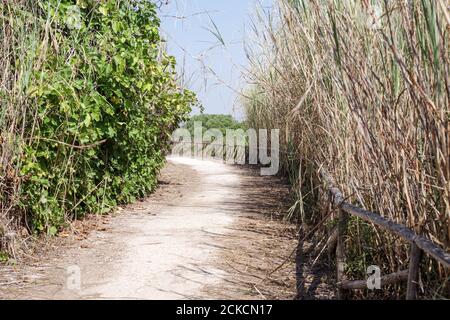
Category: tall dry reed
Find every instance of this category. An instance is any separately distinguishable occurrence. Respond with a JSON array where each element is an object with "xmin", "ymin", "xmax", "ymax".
[
  {"xmin": 243, "ymin": 0, "xmax": 449, "ymax": 298},
  {"xmin": 1, "ymin": 1, "xmax": 43, "ymax": 254}
]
